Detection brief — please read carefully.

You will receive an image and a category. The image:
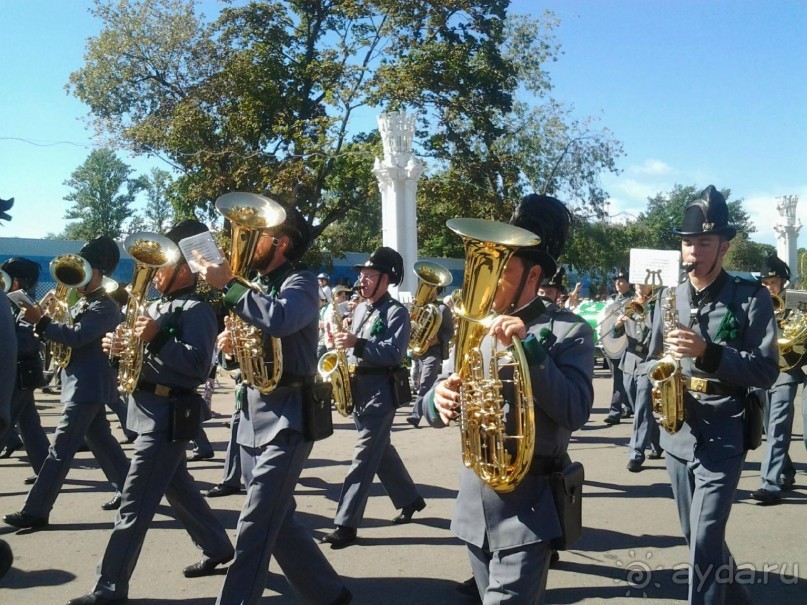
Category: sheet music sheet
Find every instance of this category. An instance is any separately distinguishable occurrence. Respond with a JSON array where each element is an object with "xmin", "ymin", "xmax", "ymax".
[
  {"xmin": 178, "ymin": 231, "xmax": 224, "ymax": 273},
  {"xmin": 7, "ymin": 289, "xmax": 36, "ymax": 308},
  {"xmin": 629, "ymin": 249, "xmax": 681, "ymax": 287}
]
